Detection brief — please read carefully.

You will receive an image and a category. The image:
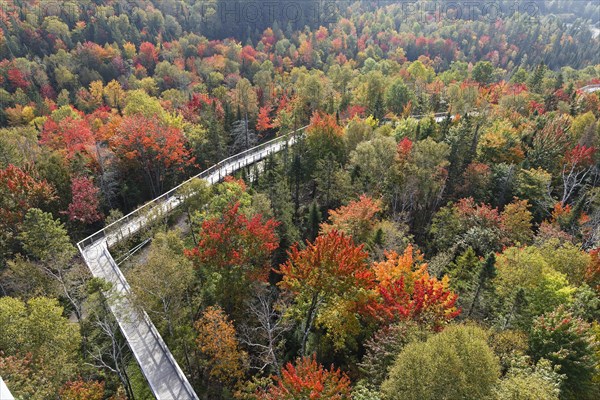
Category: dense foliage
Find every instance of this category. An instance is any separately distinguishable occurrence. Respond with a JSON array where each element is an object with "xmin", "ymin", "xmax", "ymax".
[{"xmin": 1, "ymin": 1, "xmax": 600, "ymax": 399}]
